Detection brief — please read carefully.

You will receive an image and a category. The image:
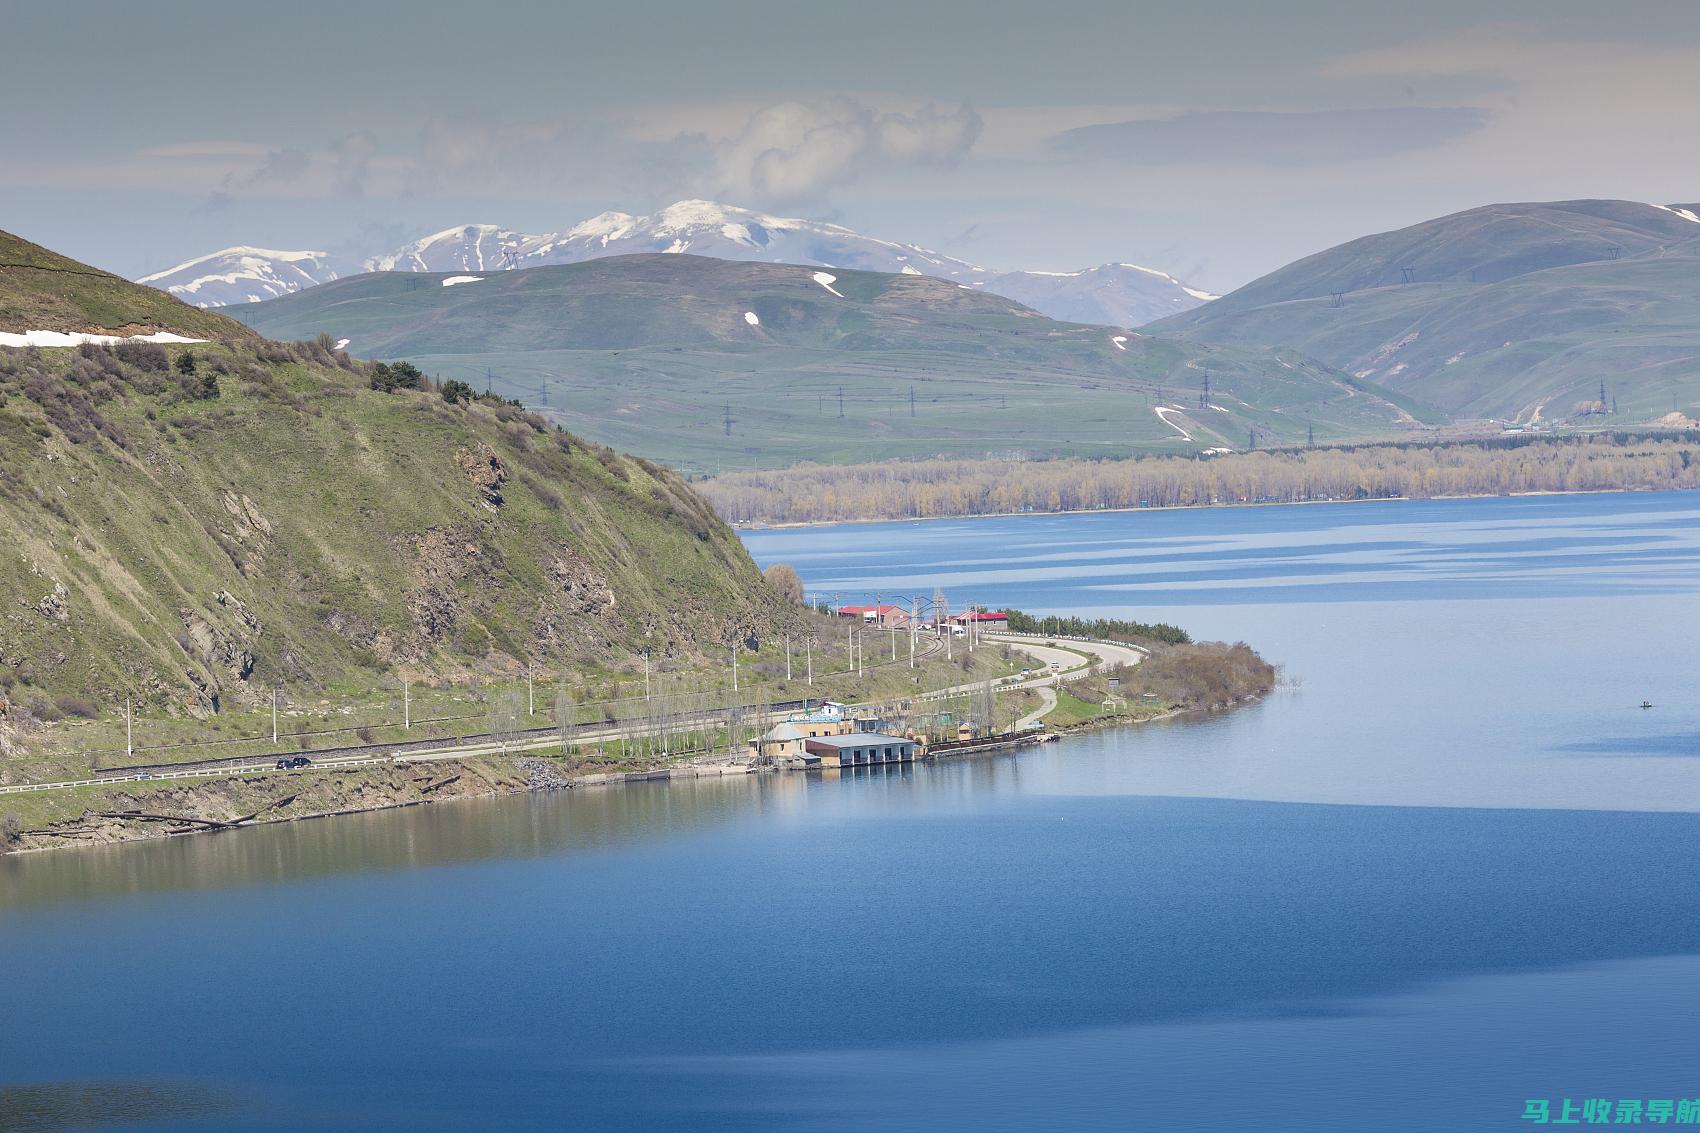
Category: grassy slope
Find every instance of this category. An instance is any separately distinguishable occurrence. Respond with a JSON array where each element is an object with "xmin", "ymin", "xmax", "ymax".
[
  {"xmin": 1151, "ymin": 201, "xmax": 1700, "ymax": 423},
  {"xmin": 0, "ymin": 340, "xmax": 788, "ymax": 726},
  {"xmin": 229, "ymin": 255, "xmax": 1420, "ymax": 474},
  {"xmin": 0, "ymin": 228, "xmax": 250, "ymax": 340}
]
